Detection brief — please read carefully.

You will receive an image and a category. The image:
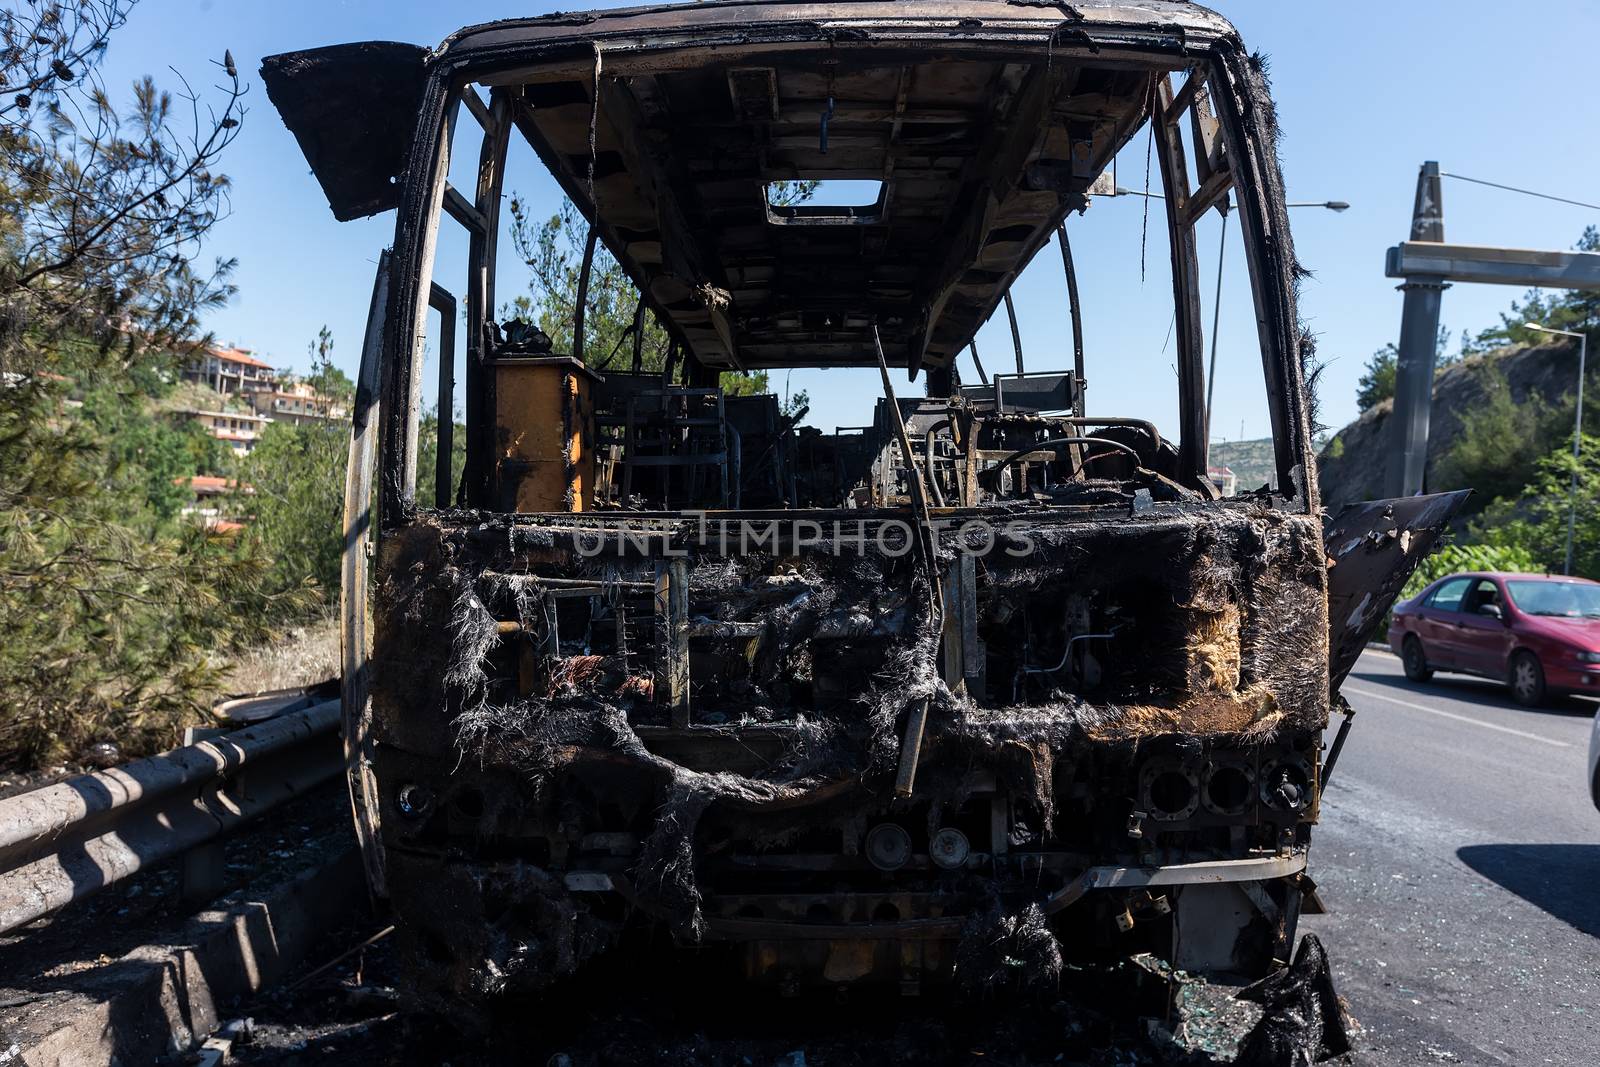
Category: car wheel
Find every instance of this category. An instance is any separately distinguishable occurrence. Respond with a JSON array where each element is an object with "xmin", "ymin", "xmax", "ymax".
[
  {"xmin": 1401, "ymin": 636, "xmax": 1433, "ymax": 682},
  {"xmin": 1509, "ymin": 651, "xmax": 1547, "ymax": 707}
]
